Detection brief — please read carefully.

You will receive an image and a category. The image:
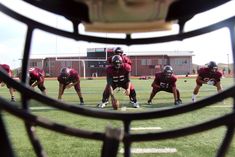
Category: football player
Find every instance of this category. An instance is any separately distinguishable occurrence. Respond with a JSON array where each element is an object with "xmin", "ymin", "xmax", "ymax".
[
  {"xmin": 57, "ymin": 67, "xmax": 84, "ymax": 105},
  {"xmin": 97, "ymin": 55, "xmax": 139, "ymax": 108},
  {"xmin": 0, "ymin": 64, "xmax": 16, "ymax": 102},
  {"xmin": 28, "ymin": 67, "xmax": 47, "ymax": 95},
  {"xmin": 192, "ymin": 61, "xmax": 223, "ymax": 102},
  {"xmin": 147, "ymin": 65, "xmax": 182, "ymax": 105},
  {"xmin": 107, "ymin": 47, "xmax": 132, "ymax": 65}
]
